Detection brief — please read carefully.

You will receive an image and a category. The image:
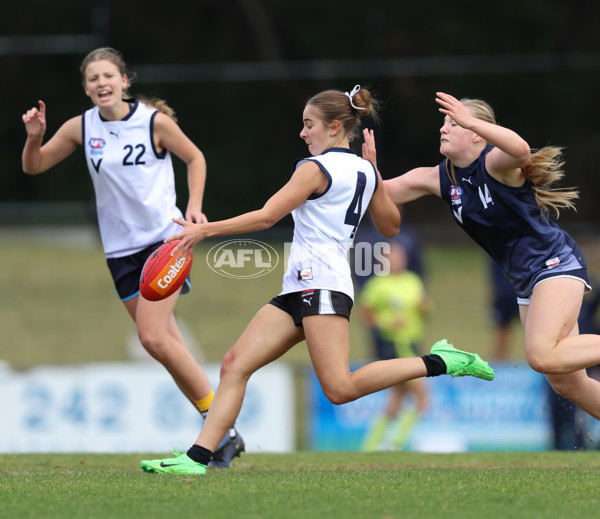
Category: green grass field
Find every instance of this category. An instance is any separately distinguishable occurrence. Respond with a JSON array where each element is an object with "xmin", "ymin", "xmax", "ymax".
[
  {"xmin": 1, "ymin": 451, "xmax": 599, "ymax": 519},
  {"xmin": 2, "ymin": 230, "xmax": 600, "ymax": 518}
]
